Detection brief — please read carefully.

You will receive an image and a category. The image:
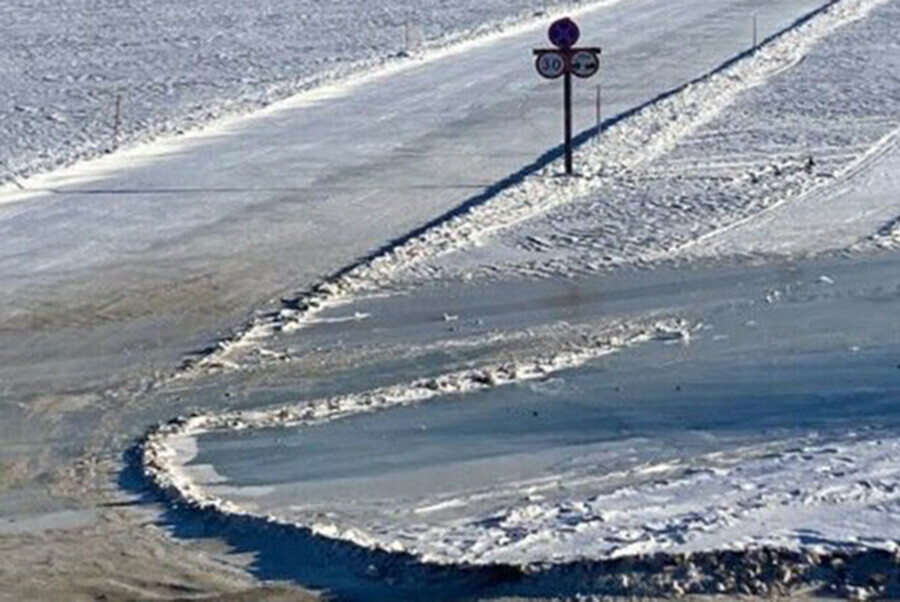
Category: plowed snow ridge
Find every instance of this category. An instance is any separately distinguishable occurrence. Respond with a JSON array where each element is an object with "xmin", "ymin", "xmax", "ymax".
[
  {"xmin": 143, "ymin": 319, "xmax": 689, "ymax": 557},
  {"xmin": 186, "ymin": 0, "xmax": 890, "ymax": 374}
]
